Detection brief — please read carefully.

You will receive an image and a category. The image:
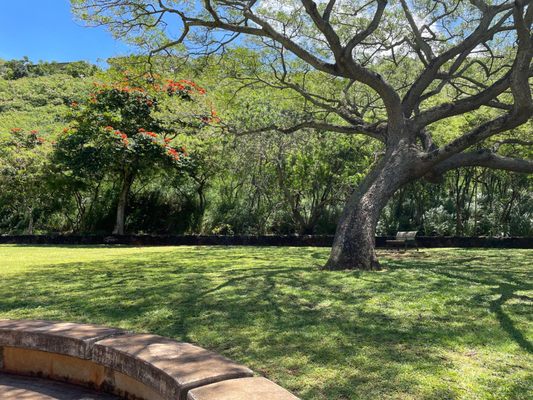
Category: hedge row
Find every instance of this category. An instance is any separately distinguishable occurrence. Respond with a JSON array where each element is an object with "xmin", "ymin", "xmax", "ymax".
[{"xmin": 0, "ymin": 235, "xmax": 531, "ymax": 248}]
